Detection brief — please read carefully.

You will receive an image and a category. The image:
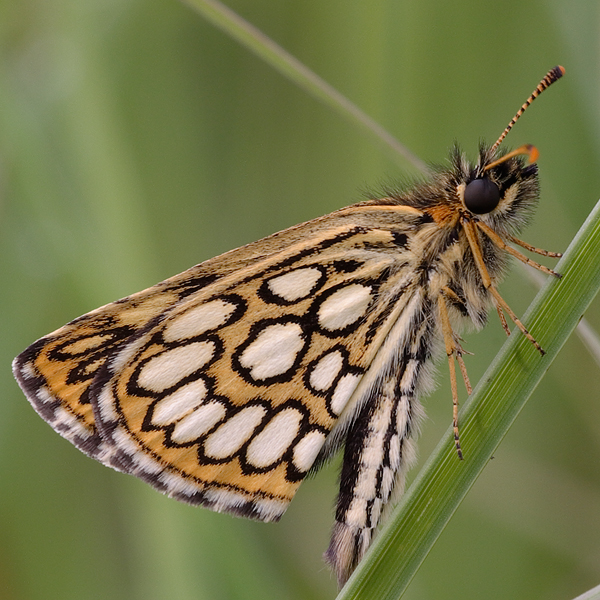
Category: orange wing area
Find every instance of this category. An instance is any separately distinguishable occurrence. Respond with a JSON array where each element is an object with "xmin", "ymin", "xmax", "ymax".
[{"xmin": 12, "ymin": 270, "xmax": 220, "ymax": 462}]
